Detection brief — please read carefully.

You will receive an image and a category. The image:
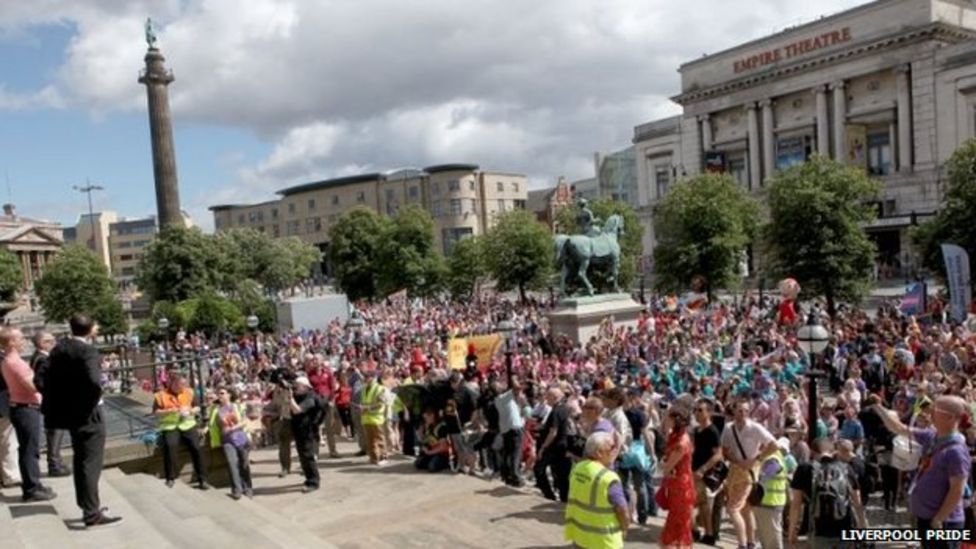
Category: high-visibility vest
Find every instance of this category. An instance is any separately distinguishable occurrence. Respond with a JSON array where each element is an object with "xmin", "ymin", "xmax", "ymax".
[
  {"xmin": 208, "ymin": 403, "xmax": 245, "ymax": 449},
  {"xmin": 154, "ymin": 388, "xmax": 197, "ymax": 432},
  {"xmin": 360, "ymin": 381, "xmax": 385, "ymax": 426},
  {"xmin": 758, "ymin": 452, "xmax": 788, "ymax": 508},
  {"xmin": 564, "ymin": 459, "xmax": 624, "ymax": 549}
]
